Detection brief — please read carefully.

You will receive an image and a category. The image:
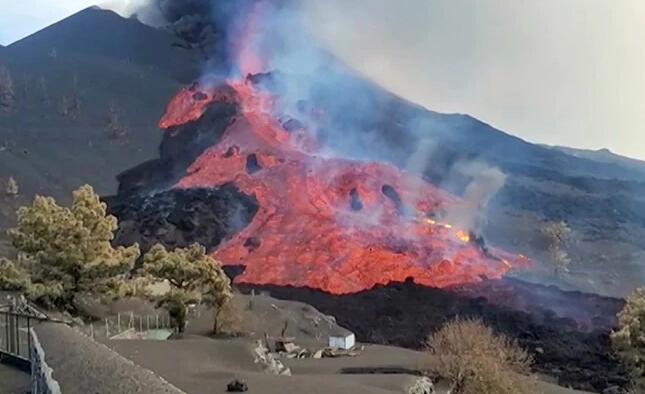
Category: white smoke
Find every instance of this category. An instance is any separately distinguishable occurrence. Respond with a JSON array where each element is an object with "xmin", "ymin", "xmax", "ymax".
[
  {"xmin": 443, "ymin": 162, "xmax": 506, "ymax": 233},
  {"xmin": 99, "ymin": 0, "xmax": 164, "ymax": 26}
]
